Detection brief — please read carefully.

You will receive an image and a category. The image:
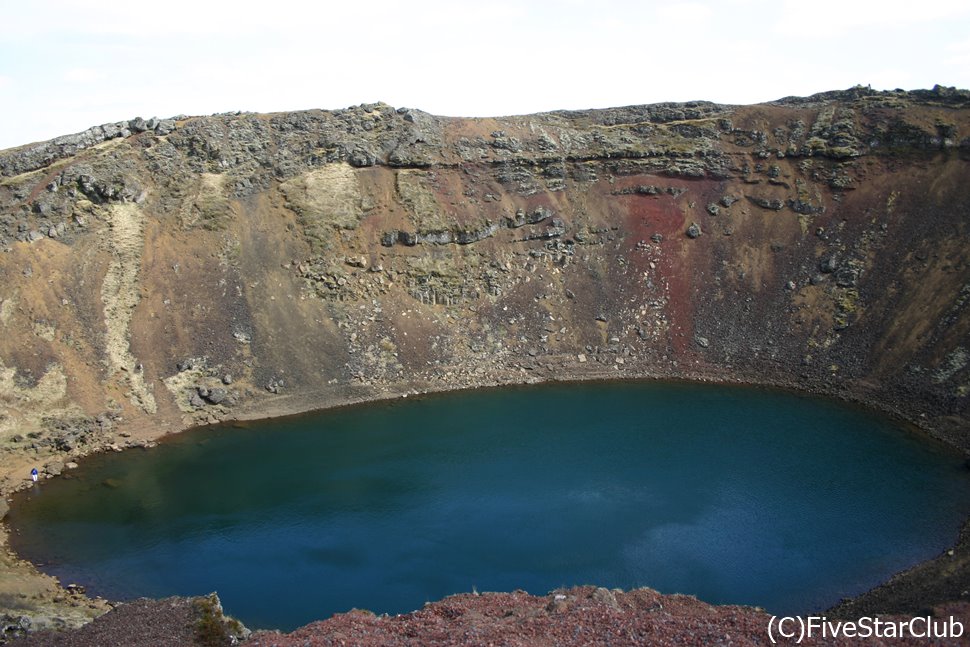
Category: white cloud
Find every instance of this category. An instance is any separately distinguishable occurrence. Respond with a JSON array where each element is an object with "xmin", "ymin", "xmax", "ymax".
[
  {"xmin": 63, "ymin": 67, "xmax": 106, "ymax": 83},
  {"xmin": 773, "ymin": 0, "xmax": 970, "ymax": 36},
  {"xmin": 945, "ymin": 38, "xmax": 970, "ymax": 67},
  {"xmin": 657, "ymin": 2, "xmax": 714, "ymax": 23}
]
